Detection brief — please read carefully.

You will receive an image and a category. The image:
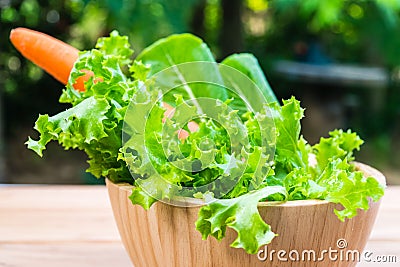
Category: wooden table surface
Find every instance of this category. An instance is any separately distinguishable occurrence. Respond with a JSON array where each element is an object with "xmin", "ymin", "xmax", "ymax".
[{"xmin": 0, "ymin": 185, "xmax": 399, "ymax": 267}]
